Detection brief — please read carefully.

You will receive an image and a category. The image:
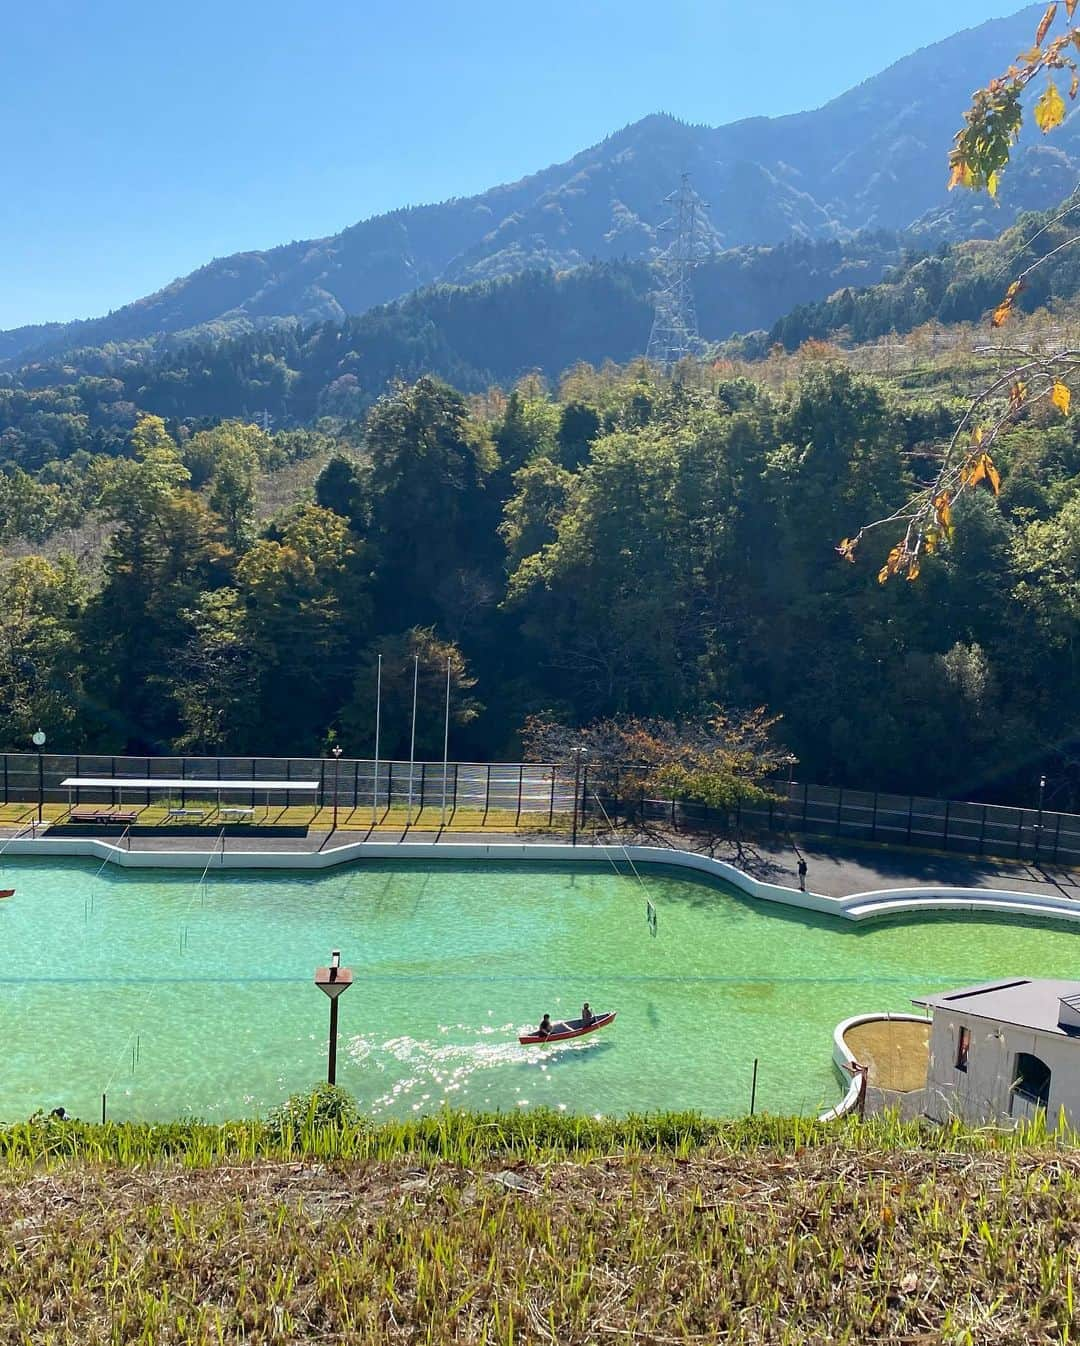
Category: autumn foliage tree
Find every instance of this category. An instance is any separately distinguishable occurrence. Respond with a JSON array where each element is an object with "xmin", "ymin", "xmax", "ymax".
[
  {"xmin": 839, "ymin": 0, "xmax": 1080, "ymax": 583},
  {"xmin": 521, "ymin": 709, "xmax": 791, "ymax": 822}
]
